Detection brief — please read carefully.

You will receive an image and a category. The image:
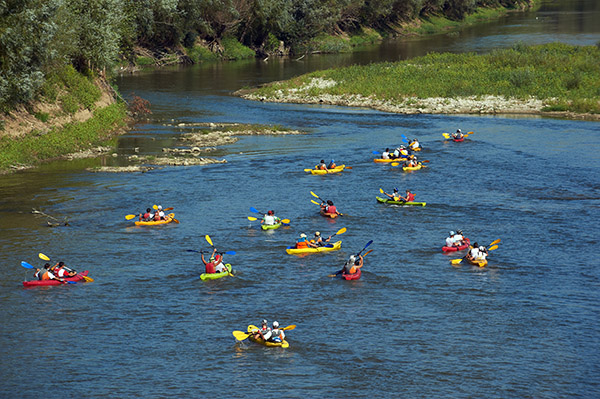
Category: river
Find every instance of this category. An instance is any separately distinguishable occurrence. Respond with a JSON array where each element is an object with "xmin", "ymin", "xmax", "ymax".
[{"xmin": 1, "ymin": 0, "xmax": 599, "ymax": 397}]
